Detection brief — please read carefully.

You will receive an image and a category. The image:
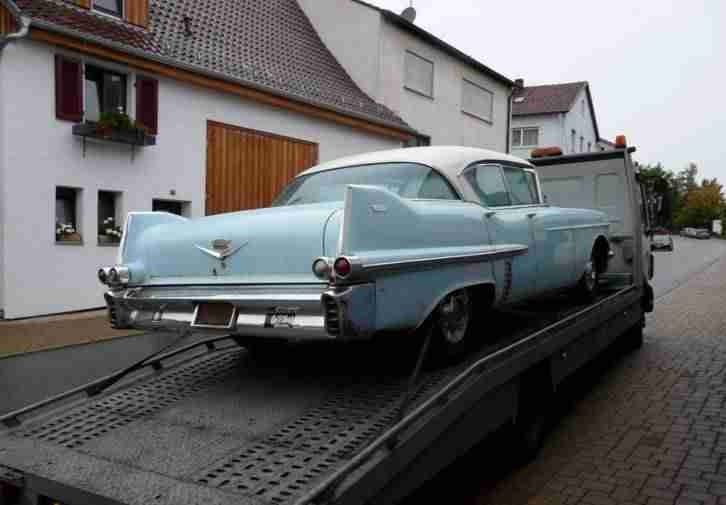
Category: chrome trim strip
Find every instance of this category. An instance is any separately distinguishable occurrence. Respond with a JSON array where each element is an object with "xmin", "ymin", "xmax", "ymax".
[
  {"xmin": 361, "ymin": 245, "xmax": 528, "ymax": 273},
  {"xmin": 546, "ymin": 223, "xmax": 610, "ymax": 232}
]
